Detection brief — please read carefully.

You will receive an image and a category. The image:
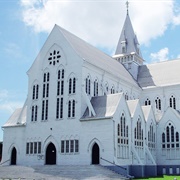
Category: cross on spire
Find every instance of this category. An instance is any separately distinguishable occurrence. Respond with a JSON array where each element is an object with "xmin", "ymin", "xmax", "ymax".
[{"xmin": 126, "ymin": 1, "xmax": 129, "ymax": 15}]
